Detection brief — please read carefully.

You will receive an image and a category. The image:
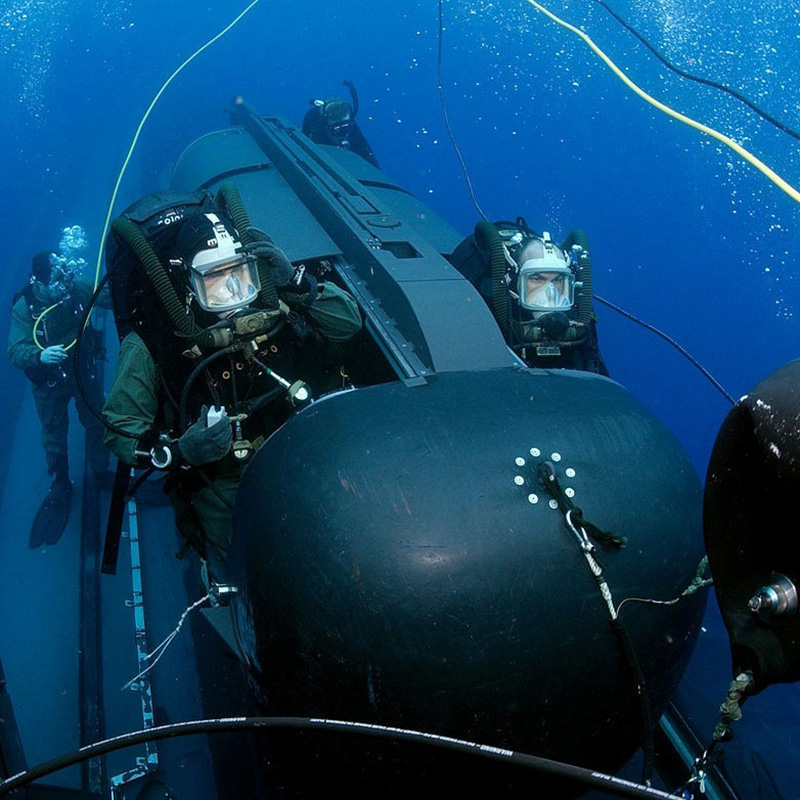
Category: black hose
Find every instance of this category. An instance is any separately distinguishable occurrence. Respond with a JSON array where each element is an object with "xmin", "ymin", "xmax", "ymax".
[
  {"xmin": 111, "ymin": 217, "xmax": 203, "ymax": 338},
  {"xmin": 216, "ymin": 182, "xmax": 279, "ymax": 307},
  {"xmin": 0, "ymin": 715, "xmax": 686, "ymax": 799},
  {"xmin": 216, "ymin": 181, "xmax": 251, "ymax": 235},
  {"xmin": 561, "ymin": 229, "xmax": 595, "ymax": 326},
  {"xmin": 592, "ymin": 0, "xmax": 800, "ymax": 143},
  {"xmin": 474, "ymin": 220, "xmax": 509, "ymax": 335}
]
